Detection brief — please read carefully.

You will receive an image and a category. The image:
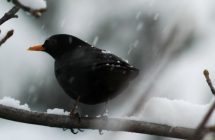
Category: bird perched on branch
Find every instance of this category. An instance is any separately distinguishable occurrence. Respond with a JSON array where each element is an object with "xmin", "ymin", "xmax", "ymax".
[{"xmin": 28, "ymin": 34, "xmax": 139, "ymax": 106}]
